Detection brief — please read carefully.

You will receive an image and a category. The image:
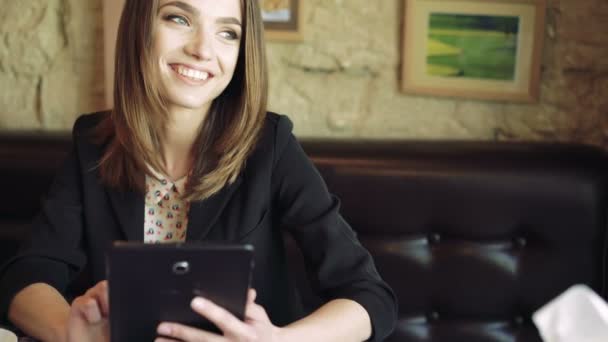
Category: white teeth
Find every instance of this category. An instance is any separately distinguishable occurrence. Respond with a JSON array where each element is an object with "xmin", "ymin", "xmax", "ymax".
[{"xmin": 176, "ymin": 65, "xmax": 209, "ymax": 81}]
